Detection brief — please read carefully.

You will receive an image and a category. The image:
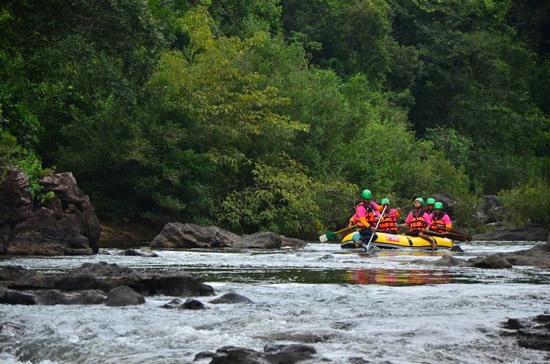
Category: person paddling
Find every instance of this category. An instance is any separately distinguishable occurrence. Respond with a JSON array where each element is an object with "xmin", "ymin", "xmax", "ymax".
[
  {"xmin": 428, "ymin": 202, "xmax": 453, "ymax": 233},
  {"xmin": 402, "ymin": 198, "xmax": 437, "ymax": 251},
  {"xmin": 376, "ymin": 198, "xmax": 401, "ymax": 234},
  {"xmin": 348, "ymin": 189, "xmax": 380, "ymax": 245}
]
